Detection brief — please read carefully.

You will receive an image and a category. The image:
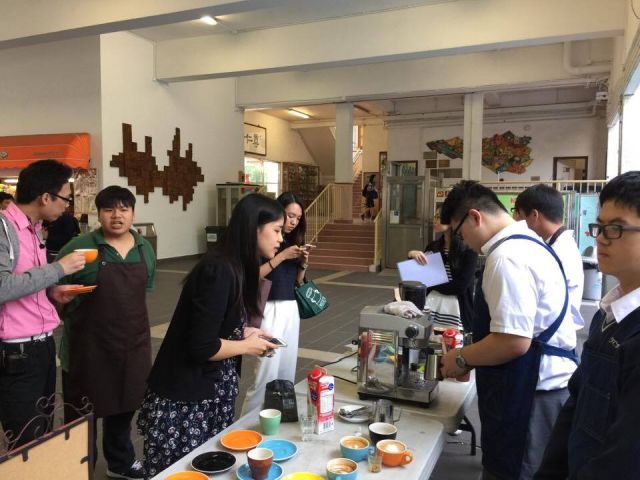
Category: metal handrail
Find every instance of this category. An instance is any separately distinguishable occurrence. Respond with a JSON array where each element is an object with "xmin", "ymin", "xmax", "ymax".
[
  {"xmin": 481, "ymin": 179, "xmax": 607, "ymax": 193},
  {"xmin": 352, "ymin": 150, "xmax": 363, "ymax": 180},
  {"xmin": 372, "ymin": 208, "xmax": 384, "ymax": 270},
  {"xmin": 305, "ymin": 183, "xmax": 336, "ymax": 244}
]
